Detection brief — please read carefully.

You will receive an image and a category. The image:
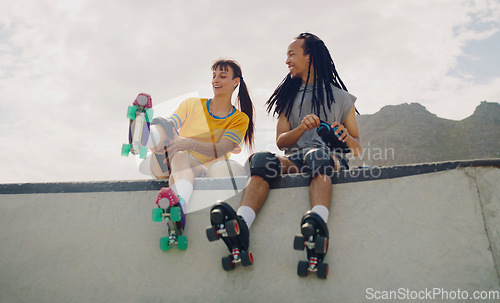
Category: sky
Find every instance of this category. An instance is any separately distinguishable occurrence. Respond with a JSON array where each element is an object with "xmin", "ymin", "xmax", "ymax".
[{"xmin": 0, "ymin": 0, "xmax": 499, "ymax": 183}]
